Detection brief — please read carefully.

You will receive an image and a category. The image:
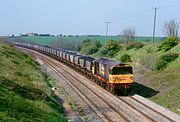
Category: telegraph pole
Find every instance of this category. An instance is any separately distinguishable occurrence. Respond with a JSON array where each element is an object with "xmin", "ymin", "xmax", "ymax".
[
  {"xmin": 104, "ymin": 21, "xmax": 111, "ymax": 44},
  {"xmin": 152, "ymin": 7, "xmax": 159, "ymax": 43}
]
